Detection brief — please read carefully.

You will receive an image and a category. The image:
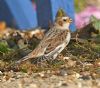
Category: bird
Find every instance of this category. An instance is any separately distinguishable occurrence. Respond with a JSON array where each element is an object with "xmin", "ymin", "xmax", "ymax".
[{"xmin": 16, "ymin": 8, "xmax": 72, "ymax": 64}]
